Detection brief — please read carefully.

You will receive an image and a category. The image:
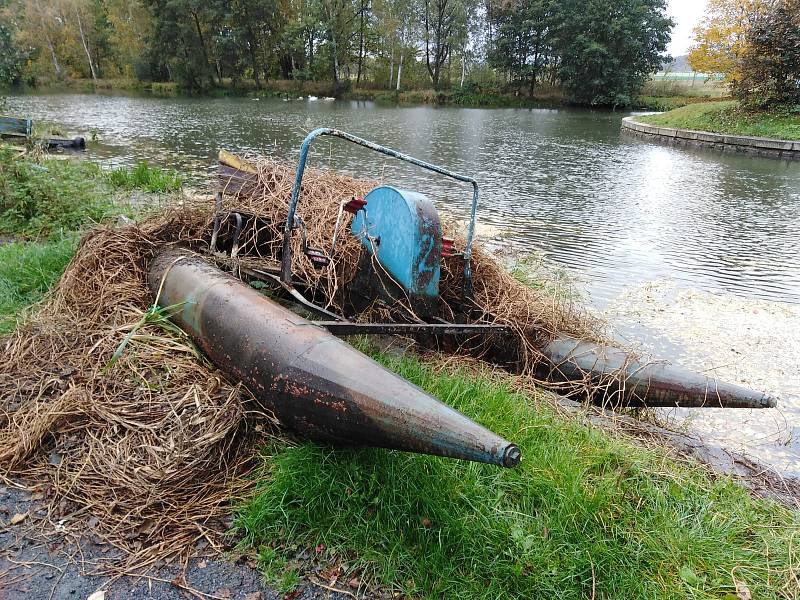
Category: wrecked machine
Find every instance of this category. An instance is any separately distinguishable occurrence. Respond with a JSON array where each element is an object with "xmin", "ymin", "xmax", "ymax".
[{"xmin": 148, "ymin": 128, "xmax": 777, "ymax": 469}]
